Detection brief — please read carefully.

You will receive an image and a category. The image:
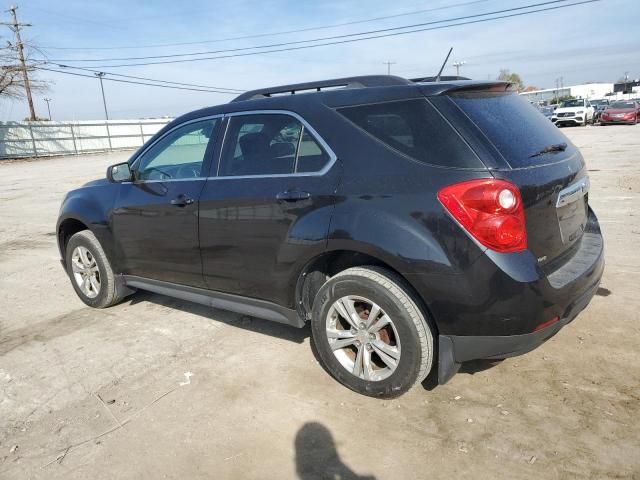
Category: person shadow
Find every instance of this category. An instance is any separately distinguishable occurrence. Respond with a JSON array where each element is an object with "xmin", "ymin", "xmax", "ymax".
[{"xmin": 295, "ymin": 422, "xmax": 376, "ymax": 480}]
